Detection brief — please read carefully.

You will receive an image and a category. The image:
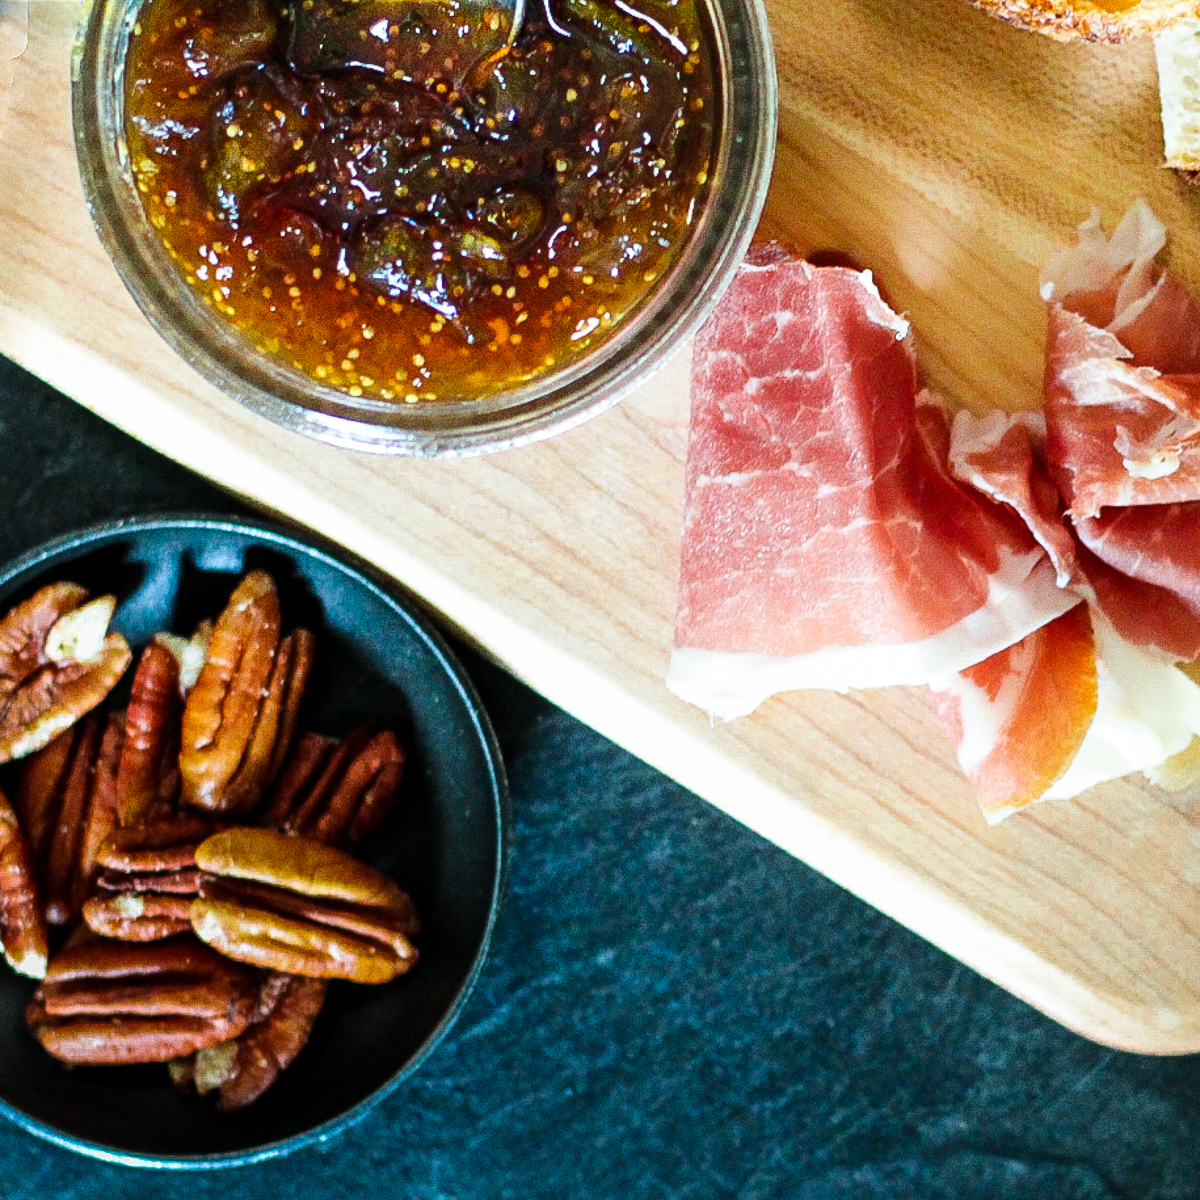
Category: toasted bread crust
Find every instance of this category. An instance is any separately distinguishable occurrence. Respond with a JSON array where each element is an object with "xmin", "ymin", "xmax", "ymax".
[{"xmin": 966, "ymin": 0, "xmax": 1200, "ymax": 41}]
